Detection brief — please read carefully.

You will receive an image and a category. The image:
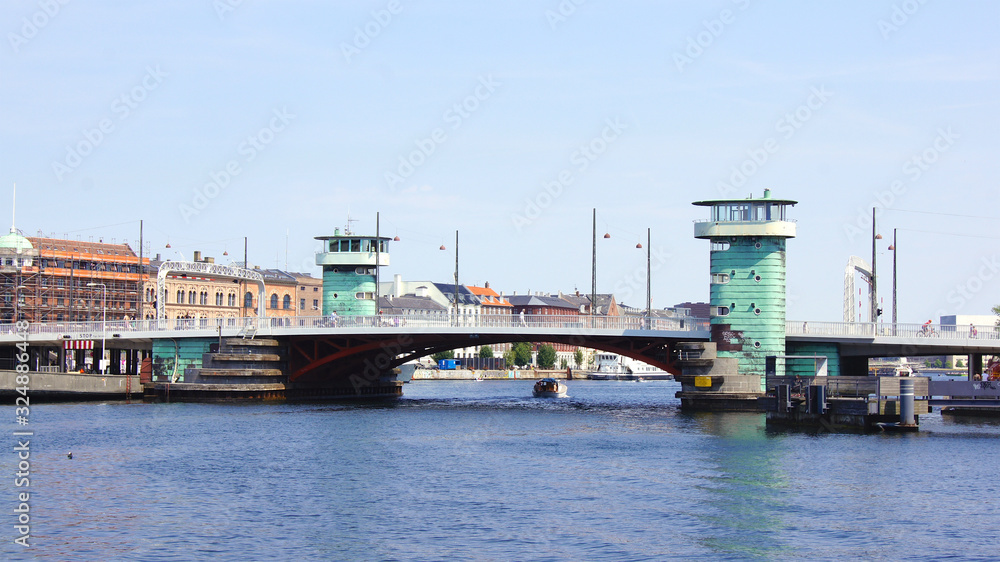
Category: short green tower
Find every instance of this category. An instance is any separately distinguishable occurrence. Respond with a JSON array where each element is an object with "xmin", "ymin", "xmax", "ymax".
[
  {"xmin": 693, "ymin": 189, "xmax": 797, "ymax": 380},
  {"xmin": 315, "ymin": 228, "xmax": 390, "ymax": 317}
]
